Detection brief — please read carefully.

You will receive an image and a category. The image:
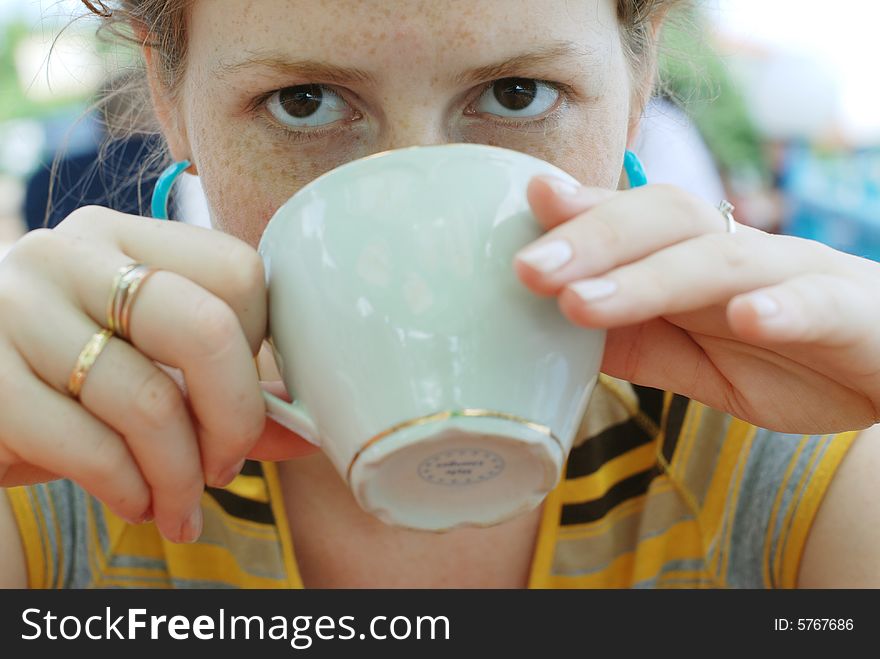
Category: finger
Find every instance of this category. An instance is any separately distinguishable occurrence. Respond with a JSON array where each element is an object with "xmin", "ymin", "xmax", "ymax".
[
  {"xmin": 126, "ymin": 272, "xmax": 266, "ymax": 486},
  {"xmin": 7, "ymin": 296, "xmax": 206, "ymax": 542},
  {"xmin": 516, "ymin": 184, "xmax": 727, "ymax": 296},
  {"xmin": 12, "ymin": 233, "xmax": 266, "ymax": 488},
  {"xmin": 601, "ymin": 318, "xmax": 877, "ymax": 433},
  {"xmin": 526, "ymin": 176, "xmax": 615, "ymax": 231},
  {"xmin": 1, "ymin": 464, "xmax": 59, "ymax": 487},
  {"xmin": 559, "ymin": 229, "xmax": 833, "ymax": 329},
  {"xmin": 0, "ymin": 343, "xmax": 151, "ymax": 525},
  {"xmin": 727, "ymin": 273, "xmax": 880, "ymax": 356},
  {"xmin": 599, "ymin": 318, "xmax": 733, "ymax": 406},
  {"xmin": 53, "ymin": 208, "xmax": 267, "ymax": 352}
]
